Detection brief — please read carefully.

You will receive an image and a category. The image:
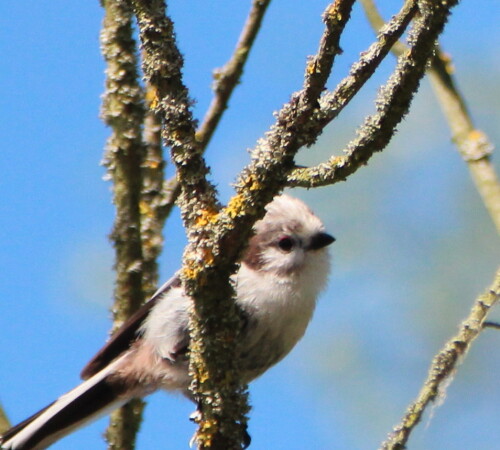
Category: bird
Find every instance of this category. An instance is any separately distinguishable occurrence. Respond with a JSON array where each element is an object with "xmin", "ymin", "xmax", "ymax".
[{"xmin": 0, "ymin": 195, "xmax": 335, "ymax": 449}]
